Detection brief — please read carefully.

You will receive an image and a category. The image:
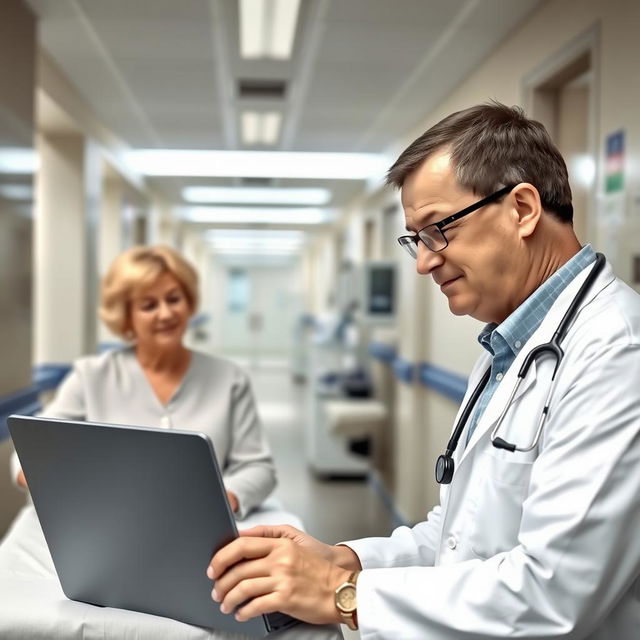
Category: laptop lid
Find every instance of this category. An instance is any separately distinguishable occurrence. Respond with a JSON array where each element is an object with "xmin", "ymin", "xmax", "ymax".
[{"xmin": 8, "ymin": 415, "xmax": 292, "ymax": 637}]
